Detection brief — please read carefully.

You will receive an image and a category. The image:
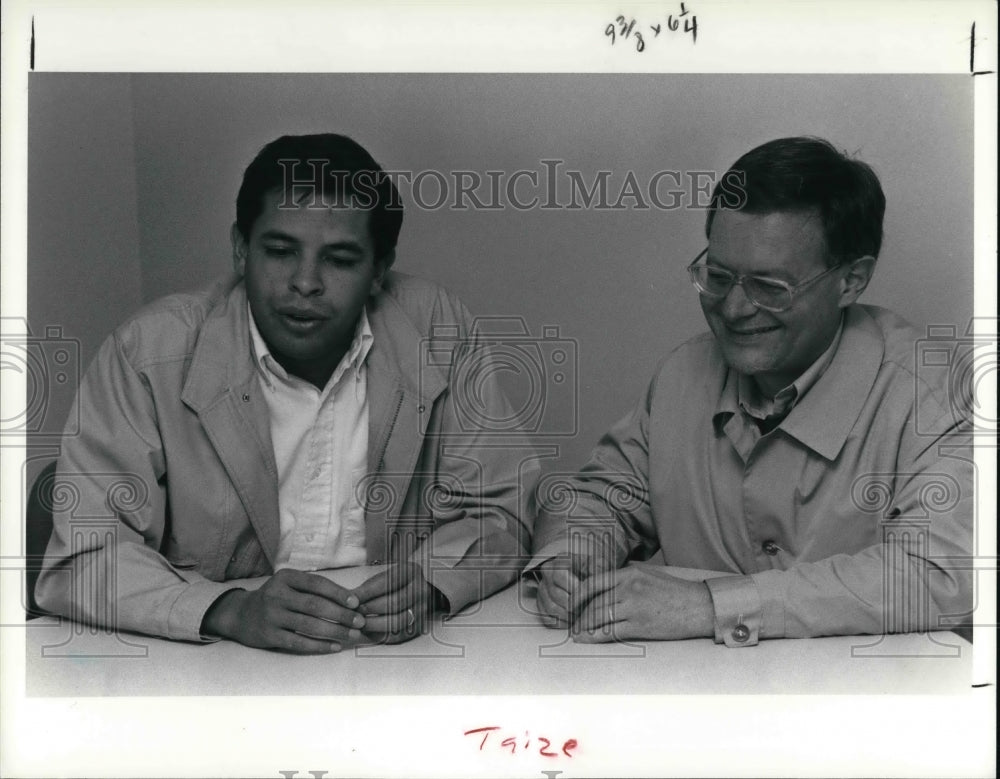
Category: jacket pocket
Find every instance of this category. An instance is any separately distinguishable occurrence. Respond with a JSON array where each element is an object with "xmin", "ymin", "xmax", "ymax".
[{"xmin": 224, "ymin": 533, "xmax": 269, "ymax": 579}]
